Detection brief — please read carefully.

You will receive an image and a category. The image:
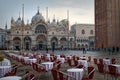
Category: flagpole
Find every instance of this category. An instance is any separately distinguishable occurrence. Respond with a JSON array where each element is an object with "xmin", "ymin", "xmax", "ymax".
[
  {"xmin": 46, "ymin": 7, "xmax": 48, "ymax": 51},
  {"xmin": 22, "ymin": 4, "xmax": 24, "ymax": 52},
  {"xmin": 67, "ymin": 10, "xmax": 69, "ymax": 49}
]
